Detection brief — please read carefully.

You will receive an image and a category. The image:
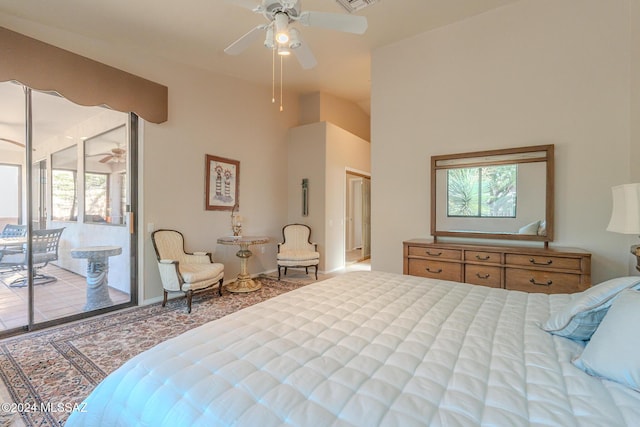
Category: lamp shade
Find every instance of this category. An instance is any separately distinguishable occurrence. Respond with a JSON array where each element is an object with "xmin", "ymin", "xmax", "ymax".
[{"xmin": 607, "ymin": 183, "xmax": 640, "ymax": 234}]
